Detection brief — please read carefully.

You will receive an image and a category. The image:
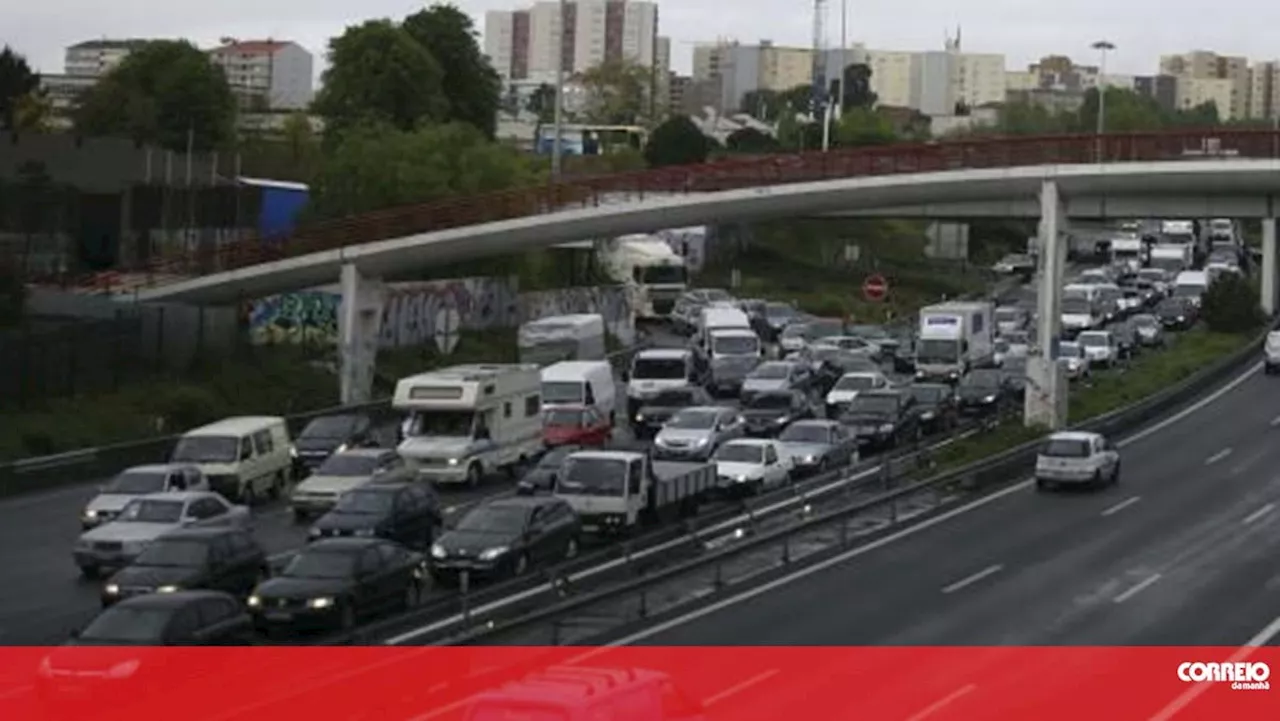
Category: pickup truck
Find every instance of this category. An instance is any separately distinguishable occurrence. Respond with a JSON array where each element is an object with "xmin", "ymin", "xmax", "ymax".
[{"xmin": 552, "ymin": 448, "xmax": 716, "ymax": 535}]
